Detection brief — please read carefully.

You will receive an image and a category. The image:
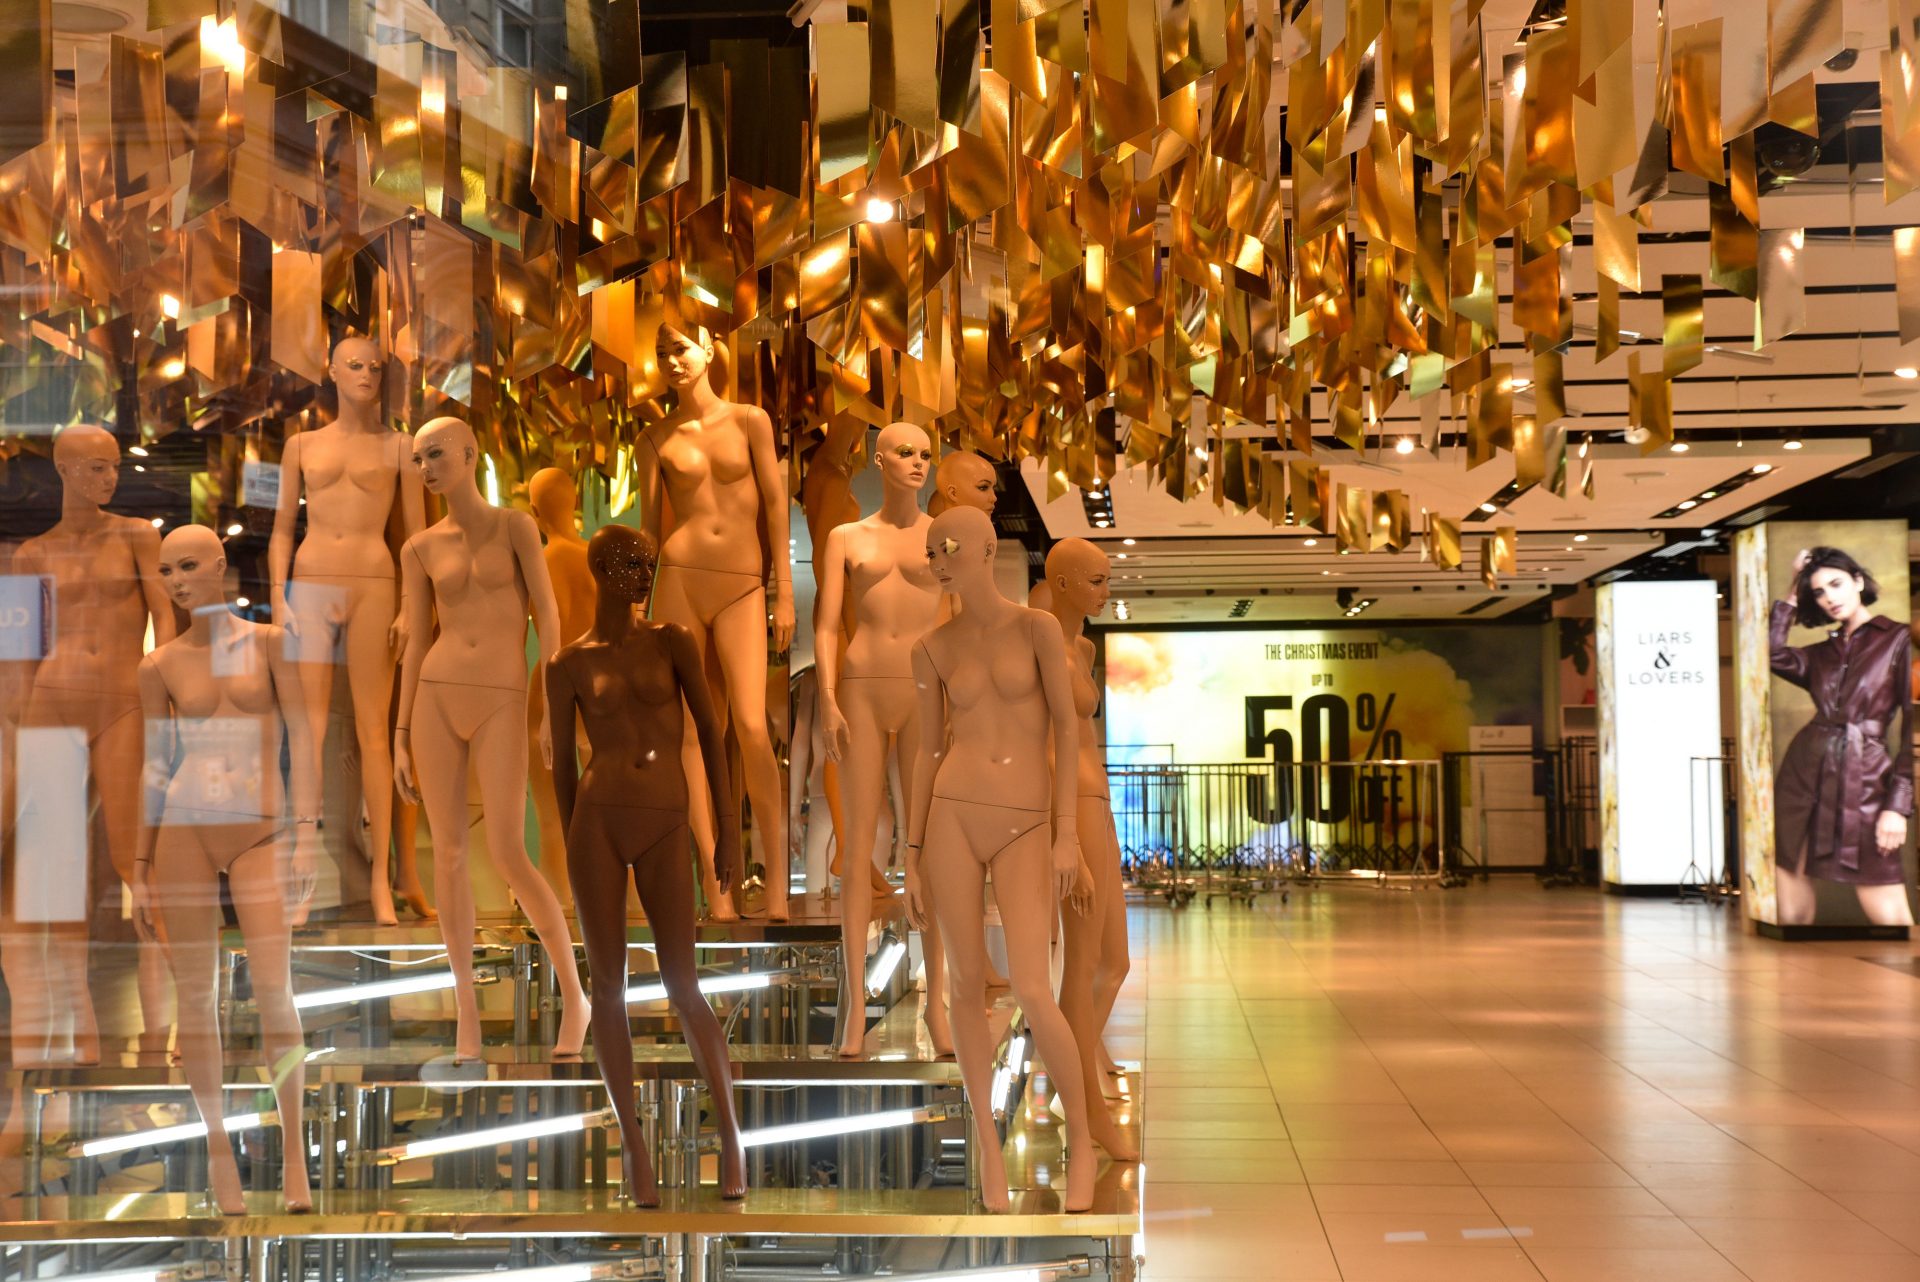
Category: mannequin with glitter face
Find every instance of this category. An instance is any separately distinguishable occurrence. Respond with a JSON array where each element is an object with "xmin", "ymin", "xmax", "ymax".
[
  {"xmin": 637, "ymin": 324, "xmax": 793, "ymax": 921},
  {"xmin": 815, "ymin": 423, "xmax": 953, "ymax": 1059},
  {"xmin": 134, "ymin": 525, "xmax": 317, "ymax": 1214},
  {"xmin": 547, "ymin": 524, "xmax": 747, "ymax": 1206},
  {"xmin": 268, "ymin": 336, "xmax": 430, "ymax": 926},
  {"xmin": 906, "ymin": 507, "xmax": 1112, "ymax": 1213},
  {"xmin": 392, "ymin": 417, "xmax": 590, "ymax": 1061},
  {"xmin": 2, "ymin": 423, "xmax": 176, "ymax": 1066}
]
